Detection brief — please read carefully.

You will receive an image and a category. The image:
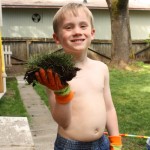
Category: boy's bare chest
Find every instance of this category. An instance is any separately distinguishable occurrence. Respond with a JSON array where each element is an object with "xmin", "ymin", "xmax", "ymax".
[{"xmin": 69, "ymin": 68, "xmax": 104, "ymax": 92}]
